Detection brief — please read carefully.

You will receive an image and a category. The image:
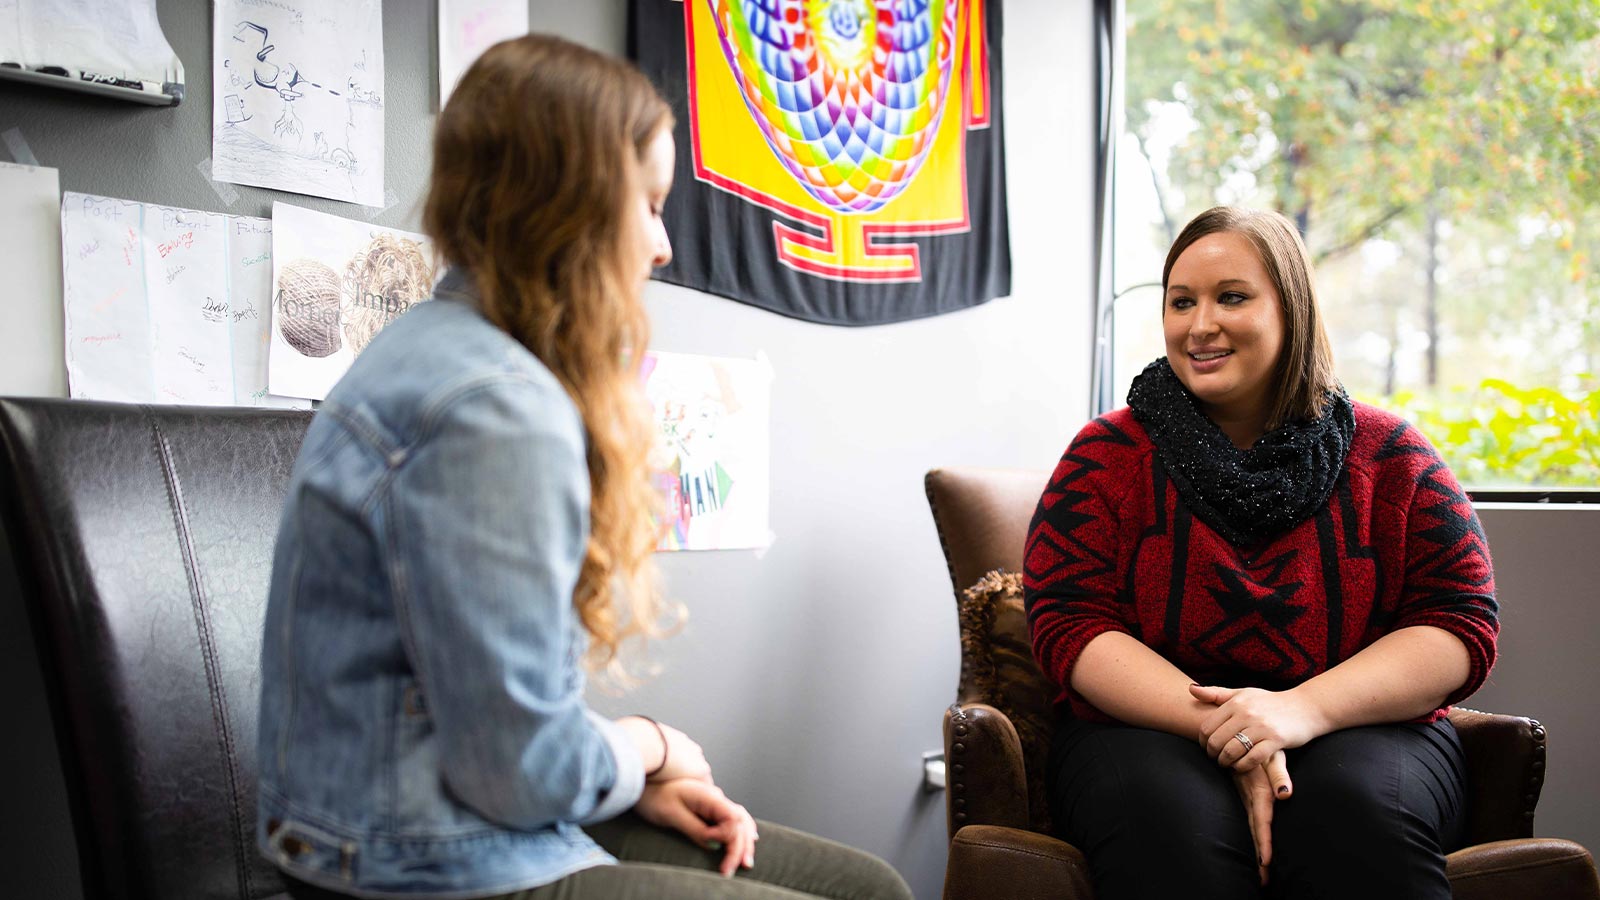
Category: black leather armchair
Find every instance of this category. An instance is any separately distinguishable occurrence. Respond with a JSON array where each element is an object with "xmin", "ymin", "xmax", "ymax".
[{"xmin": 0, "ymin": 398, "xmax": 312, "ymax": 900}]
